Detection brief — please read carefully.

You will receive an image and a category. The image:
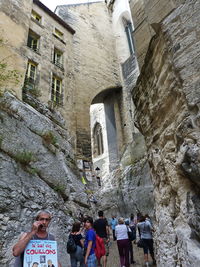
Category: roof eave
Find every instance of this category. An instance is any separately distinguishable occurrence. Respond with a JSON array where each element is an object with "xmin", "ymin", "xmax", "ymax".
[{"xmin": 33, "ymin": 0, "xmax": 75, "ymax": 35}]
